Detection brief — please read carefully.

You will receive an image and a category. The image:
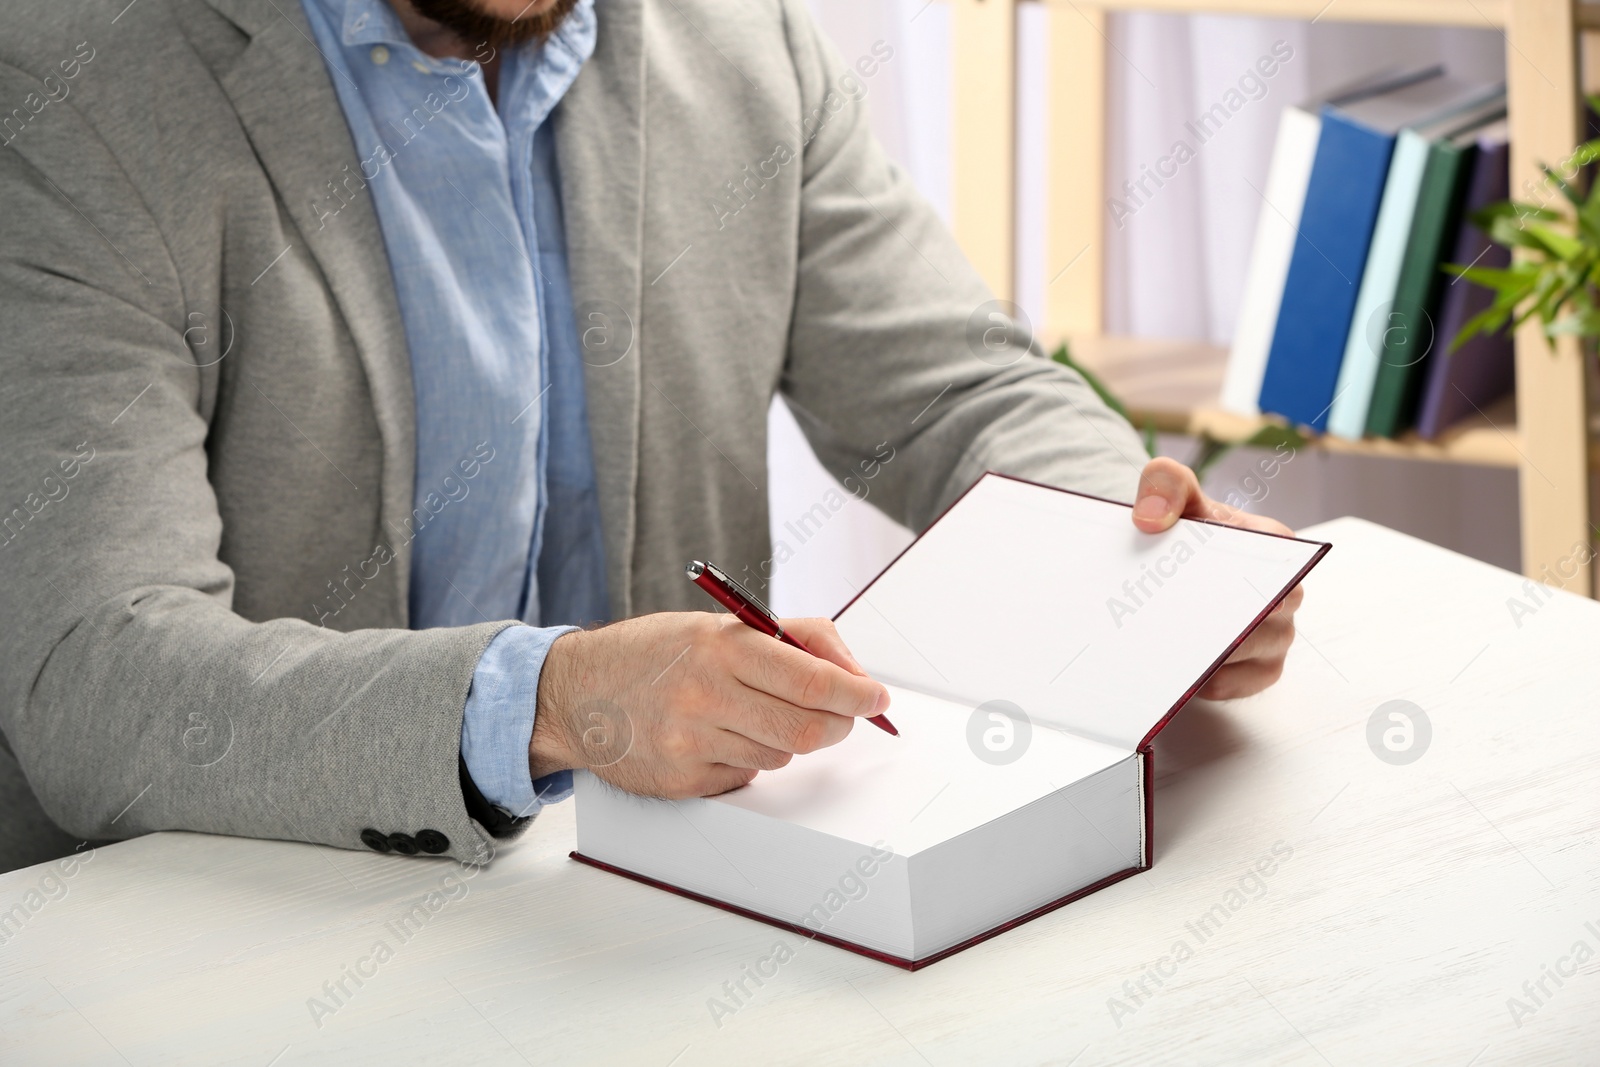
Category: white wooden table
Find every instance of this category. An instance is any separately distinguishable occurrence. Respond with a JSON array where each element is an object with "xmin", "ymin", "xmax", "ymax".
[{"xmin": 2, "ymin": 517, "xmax": 1596, "ymax": 1066}]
